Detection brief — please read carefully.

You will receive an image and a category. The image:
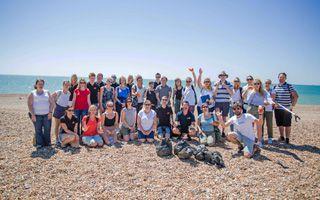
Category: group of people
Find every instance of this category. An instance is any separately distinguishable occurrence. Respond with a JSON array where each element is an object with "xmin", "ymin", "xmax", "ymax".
[{"xmin": 27, "ymin": 68, "xmax": 299, "ymax": 158}]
